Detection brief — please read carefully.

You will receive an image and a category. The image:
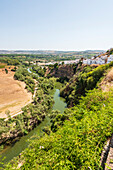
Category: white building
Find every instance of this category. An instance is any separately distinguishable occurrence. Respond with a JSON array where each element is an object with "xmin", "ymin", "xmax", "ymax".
[
  {"xmin": 83, "ymin": 59, "xmax": 91, "ymax": 65},
  {"xmin": 100, "ymin": 55, "xmax": 107, "ymax": 60},
  {"xmin": 107, "ymin": 55, "xmax": 113, "ymax": 64},
  {"xmin": 83, "ymin": 59, "xmax": 88, "ymax": 64},
  {"xmin": 94, "ymin": 58, "xmax": 105, "ymax": 65},
  {"xmin": 83, "ymin": 58, "xmax": 105, "ymax": 65},
  {"xmin": 90, "ymin": 60, "xmax": 97, "ymax": 64}
]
